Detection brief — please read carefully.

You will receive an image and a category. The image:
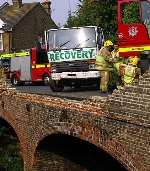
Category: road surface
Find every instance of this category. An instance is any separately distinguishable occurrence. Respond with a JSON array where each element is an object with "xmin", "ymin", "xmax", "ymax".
[{"xmin": 15, "ymin": 84, "xmax": 109, "ymax": 100}]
